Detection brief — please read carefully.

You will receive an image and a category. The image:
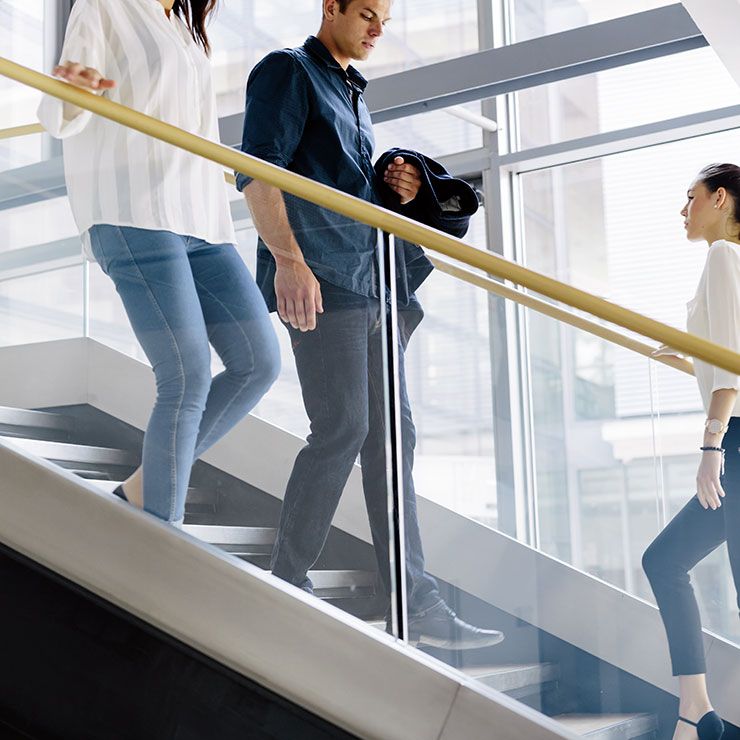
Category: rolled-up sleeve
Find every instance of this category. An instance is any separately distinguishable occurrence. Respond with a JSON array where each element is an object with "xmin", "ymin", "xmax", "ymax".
[
  {"xmin": 705, "ymin": 243, "xmax": 740, "ymax": 392},
  {"xmin": 37, "ymin": 0, "xmax": 107, "ymax": 139},
  {"xmin": 235, "ymin": 51, "xmax": 309, "ymax": 192}
]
